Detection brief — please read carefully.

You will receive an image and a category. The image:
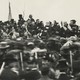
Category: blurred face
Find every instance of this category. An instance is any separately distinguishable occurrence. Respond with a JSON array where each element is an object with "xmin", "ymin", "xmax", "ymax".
[
  {"xmin": 70, "ymin": 21, "xmax": 74, "ymax": 25},
  {"xmin": 24, "ymin": 21, "xmax": 28, "ymax": 26},
  {"xmin": 29, "ymin": 56, "xmax": 34, "ymax": 61},
  {"xmin": 29, "ymin": 15, "xmax": 32, "ymax": 19},
  {"xmin": 19, "ymin": 15, "xmax": 22, "ymax": 19},
  {"xmin": 10, "ymin": 62, "xmax": 19, "ymax": 71},
  {"xmin": 1, "ymin": 30, "xmax": 3, "ymax": 33},
  {"xmin": 53, "ymin": 20, "xmax": 58, "ymax": 26},
  {"xmin": 46, "ymin": 22, "xmax": 50, "ymax": 26},
  {"xmin": 31, "ymin": 21, "xmax": 35, "ymax": 26},
  {"xmin": 12, "ymin": 27, "xmax": 15, "ymax": 32},
  {"xmin": 64, "ymin": 22, "xmax": 68, "ymax": 27},
  {"xmin": 3, "ymin": 25, "xmax": 7, "ymax": 29},
  {"xmin": 42, "ymin": 59, "xmax": 48, "ymax": 66},
  {"xmin": 27, "ymin": 19, "xmax": 31, "ymax": 23},
  {"xmin": 36, "ymin": 19, "xmax": 40, "ymax": 23},
  {"xmin": 6, "ymin": 29, "xmax": 9, "ymax": 33}
]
